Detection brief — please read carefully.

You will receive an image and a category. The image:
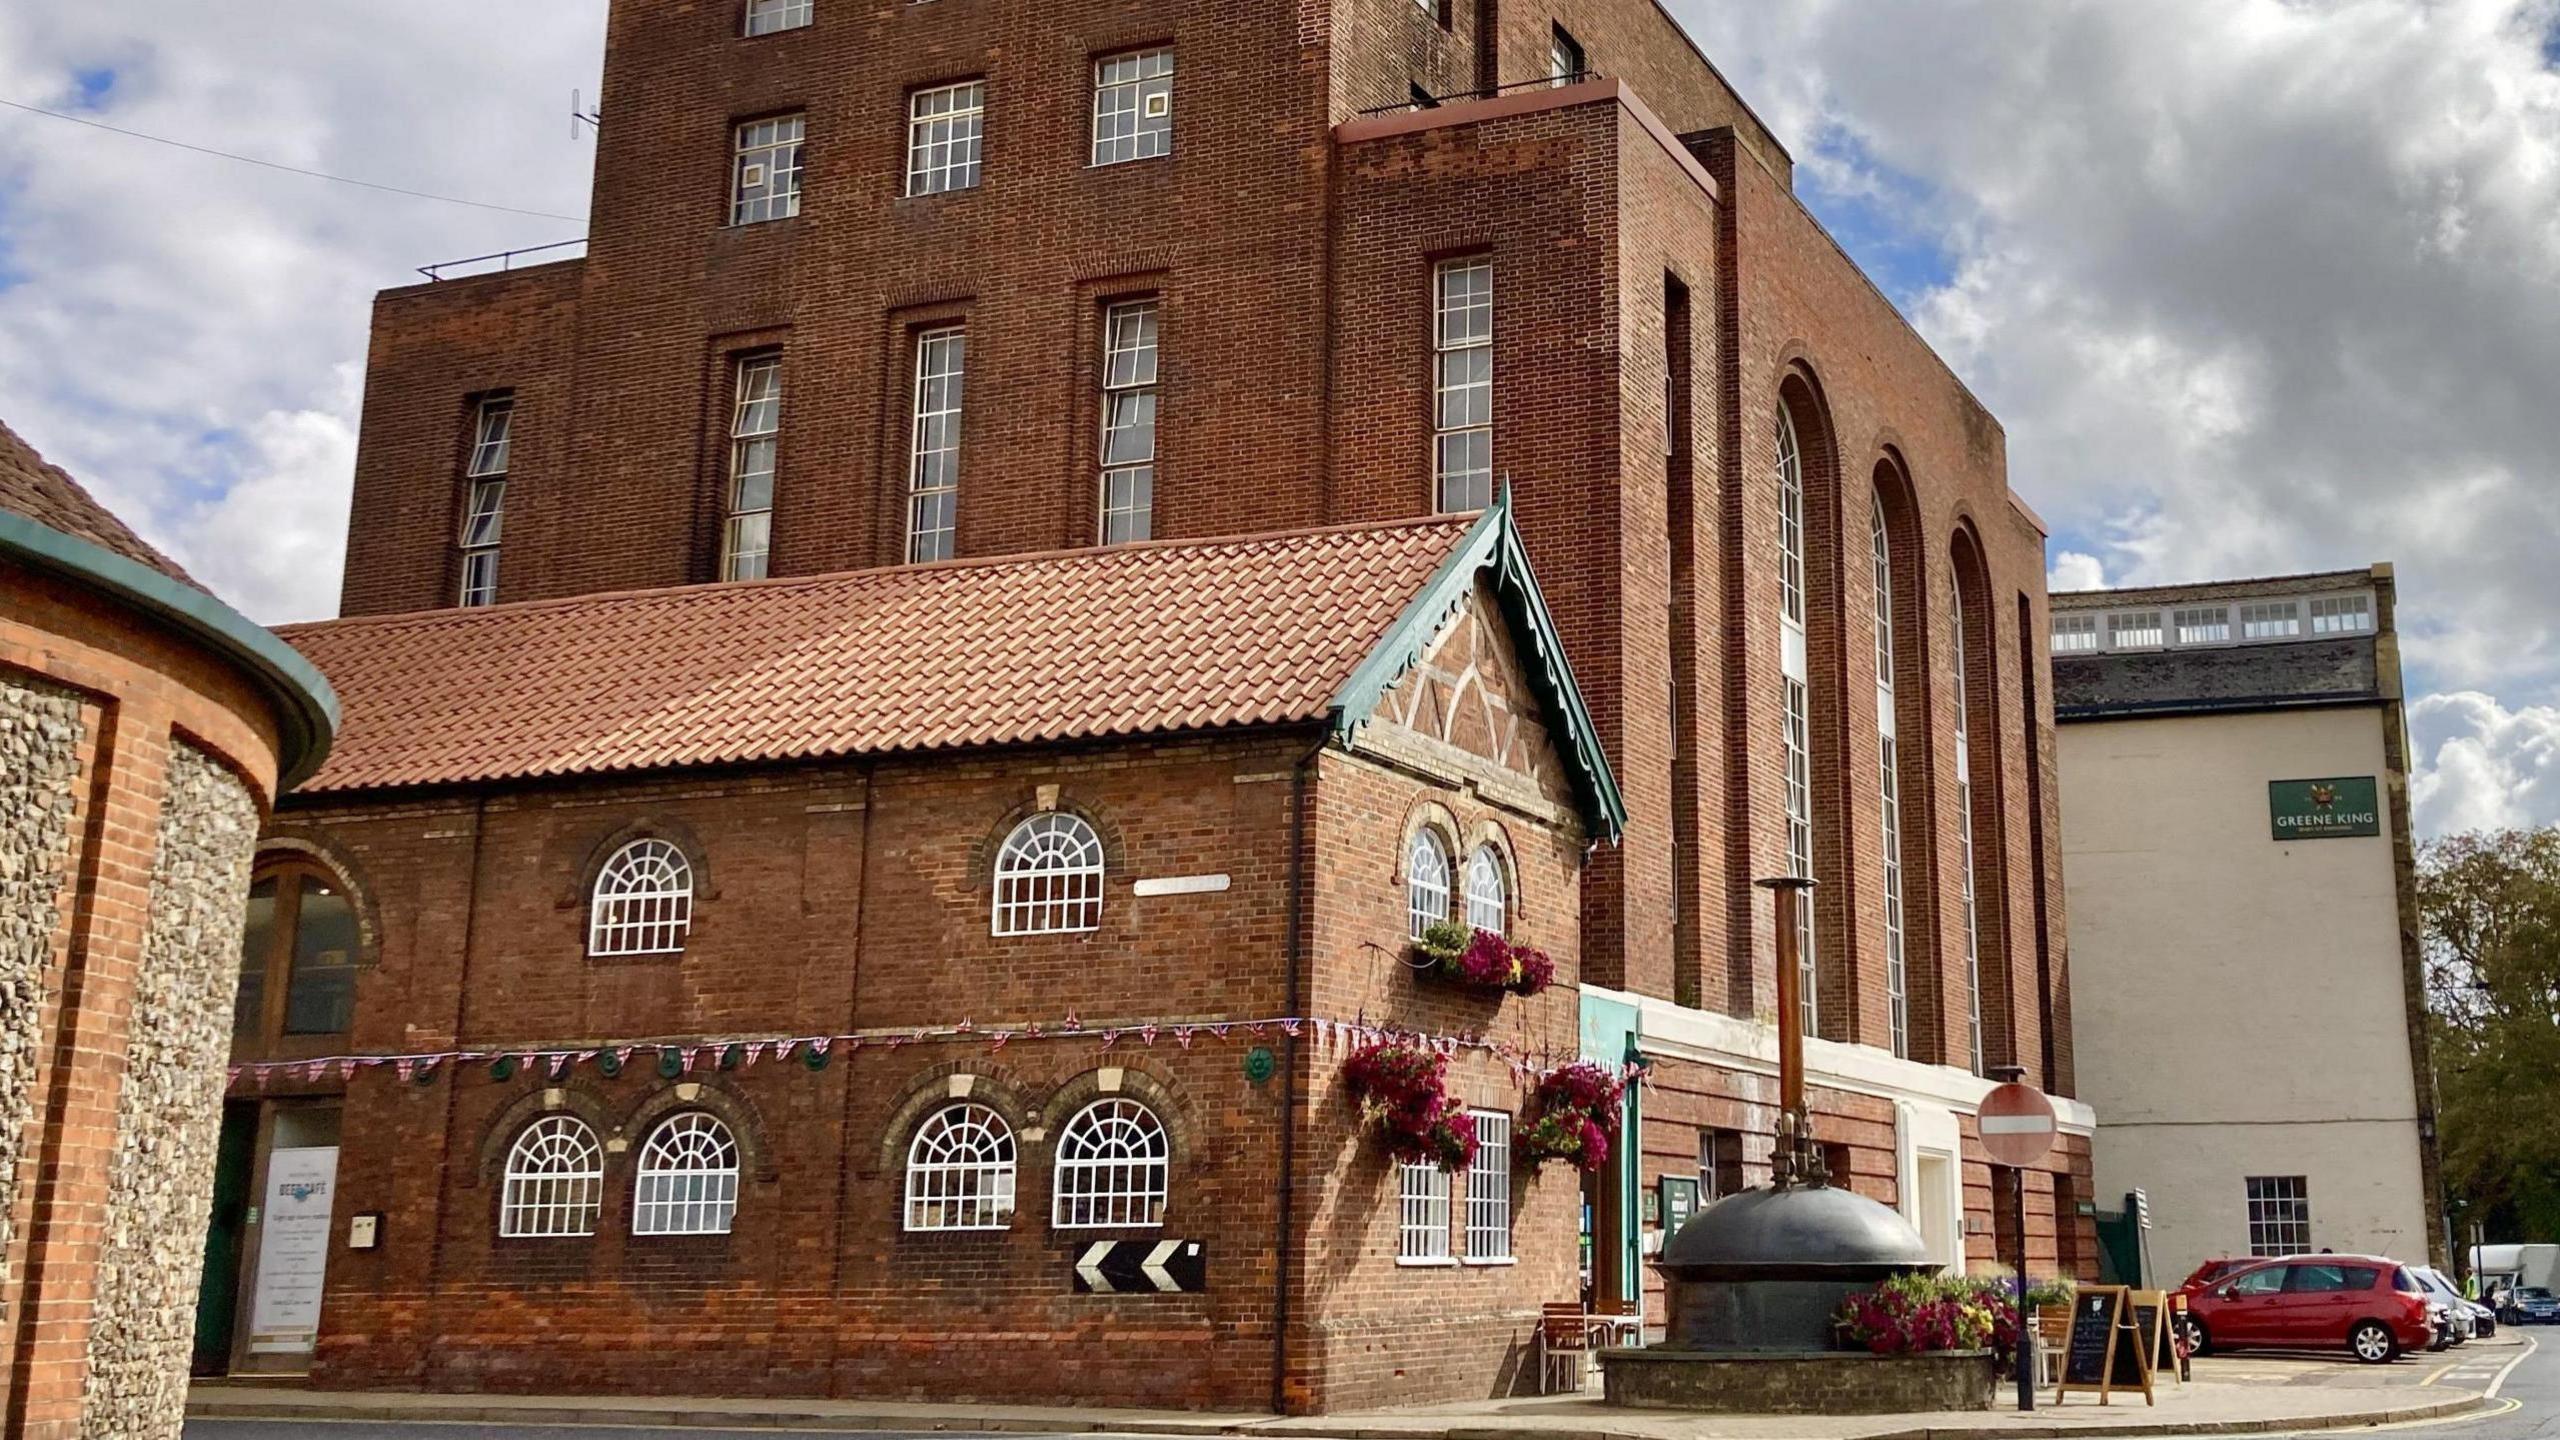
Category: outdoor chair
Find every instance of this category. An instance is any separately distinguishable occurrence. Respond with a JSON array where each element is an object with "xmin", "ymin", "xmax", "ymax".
[{"xmin": 1538, "ymin": 1302, "xmax": 1592, "ymax": 1393}]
